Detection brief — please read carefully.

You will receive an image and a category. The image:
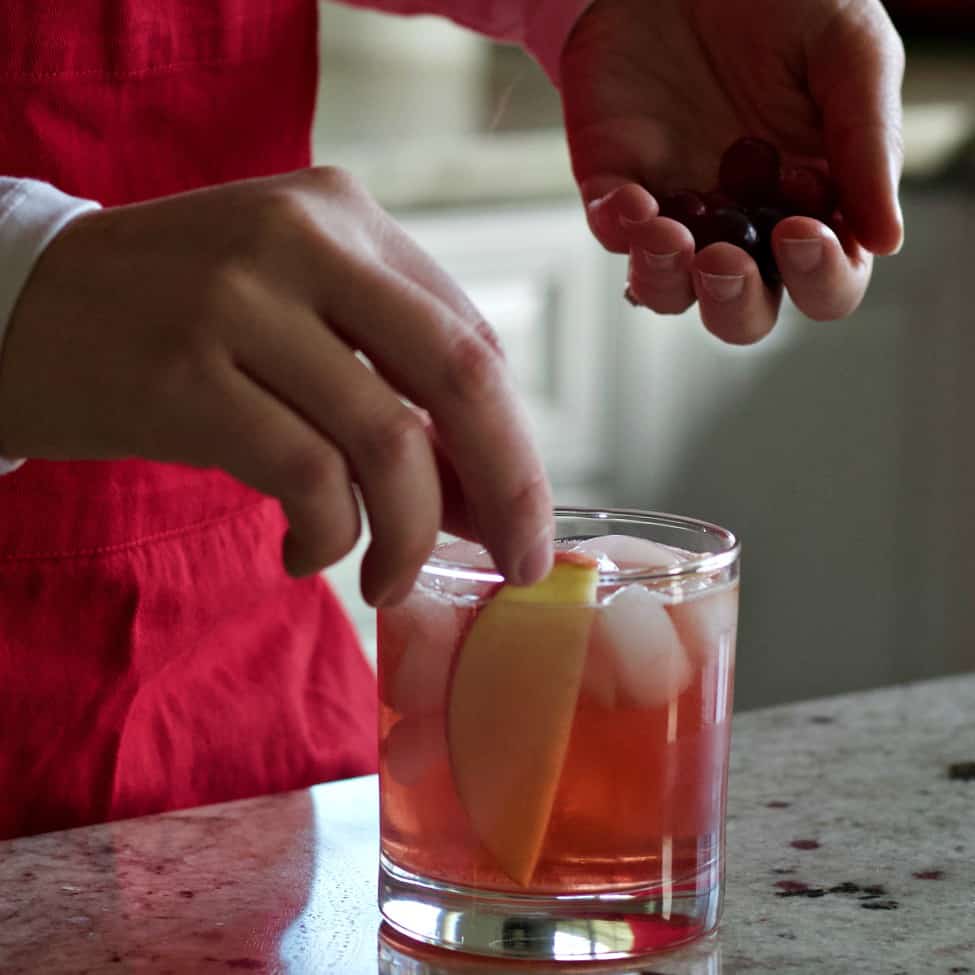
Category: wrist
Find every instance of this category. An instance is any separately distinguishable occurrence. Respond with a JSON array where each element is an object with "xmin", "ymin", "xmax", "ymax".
[{"xmin": 0, "ymin": 180, "xmax": 101, "ymax": 470}]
